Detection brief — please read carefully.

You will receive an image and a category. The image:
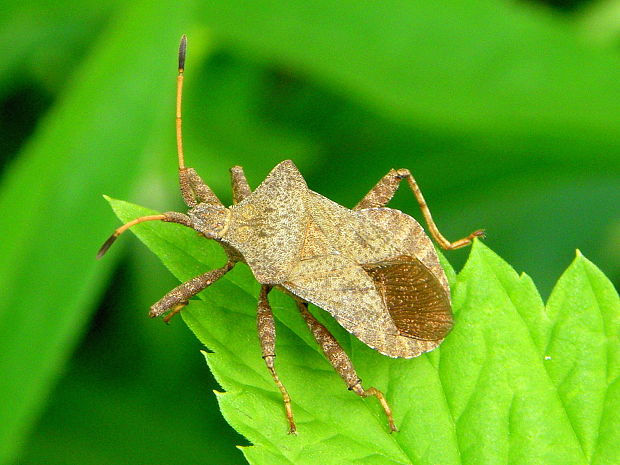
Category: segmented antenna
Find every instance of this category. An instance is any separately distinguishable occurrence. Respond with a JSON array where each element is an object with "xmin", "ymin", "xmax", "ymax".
[
  {"xmin": 96, "ymin": 214, "xmax": 166, "ymax": 259},
  {"xmin": 176, "ymin": 35, "xmax": 187, "ymax": 170}
]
